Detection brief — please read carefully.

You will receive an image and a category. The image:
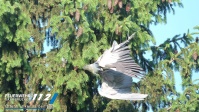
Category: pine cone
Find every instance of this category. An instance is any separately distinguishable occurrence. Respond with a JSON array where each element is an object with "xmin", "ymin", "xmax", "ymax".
[
  {"xmin": 110, "ymin": 5, "xmax": 114, "ymax": 13},
  {"xmin": 196, "ymin": 37, "xmax": 198, "ymax": 43},
  {"xmin": 168, "ymin": 0, "xmax": 171, "ymax": 4},
  {"xmin": 115, "ymin": 24, "xmax": 119, "ymax": 35},
  {"xmin": 126, "ymin": 3, "xmax": 131, "ymax": 12},
  {"xmin": 175, "ymin": 49, "xmax": 178, "ymax": 54},
  {"xmin": 107, "ymin": 0, "xmax": 112, "ymax": 9},
  {"xmin": 24, "ymin": 75, "xmax": 27, "ymax": 85},
  {"xmin": 114, "ymin": 0, "xmax": 119, "ymax": 6},
  {"xmin": 77, "ymin": 27, "xmax": 83, "ymax": 37},
  {"xmin": 84, "ymin": 4, "xmax": 88, "ymax": 12},
  {"xmin": 118, "ymin": 0, "xmax": 123, "ymax": 8},
  {"xmin": 75, "ymin": 10, "xmax": 80, "ymax": 21},
  {"xmin": 29, "ymin": 100, "xmax": 34, "ymax": 105},
  {"xmin": 74, "ymin": 66, "xmax": 78, "ymax": 71},
  {"xmin": 193, "ymin": 51, "xmax": 197, "ymax": 60},
  {"xmin": 115, "ymin": 25, "xmax": 122, "ymax": 36}
]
